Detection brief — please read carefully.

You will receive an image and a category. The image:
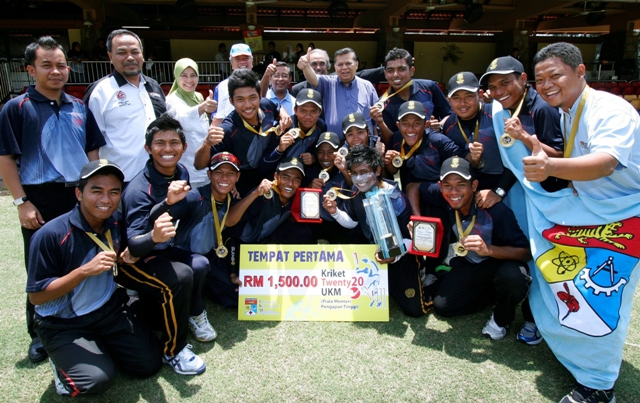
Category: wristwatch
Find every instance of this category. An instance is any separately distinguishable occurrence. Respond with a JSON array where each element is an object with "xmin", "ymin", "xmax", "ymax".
[
  {"xmin": 493, "ymin": 187, "xmax": 506, "ymax": 199},
  {"xmin": 13, "ymin": 196, "xmax": 28, "ymax": 207}
]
